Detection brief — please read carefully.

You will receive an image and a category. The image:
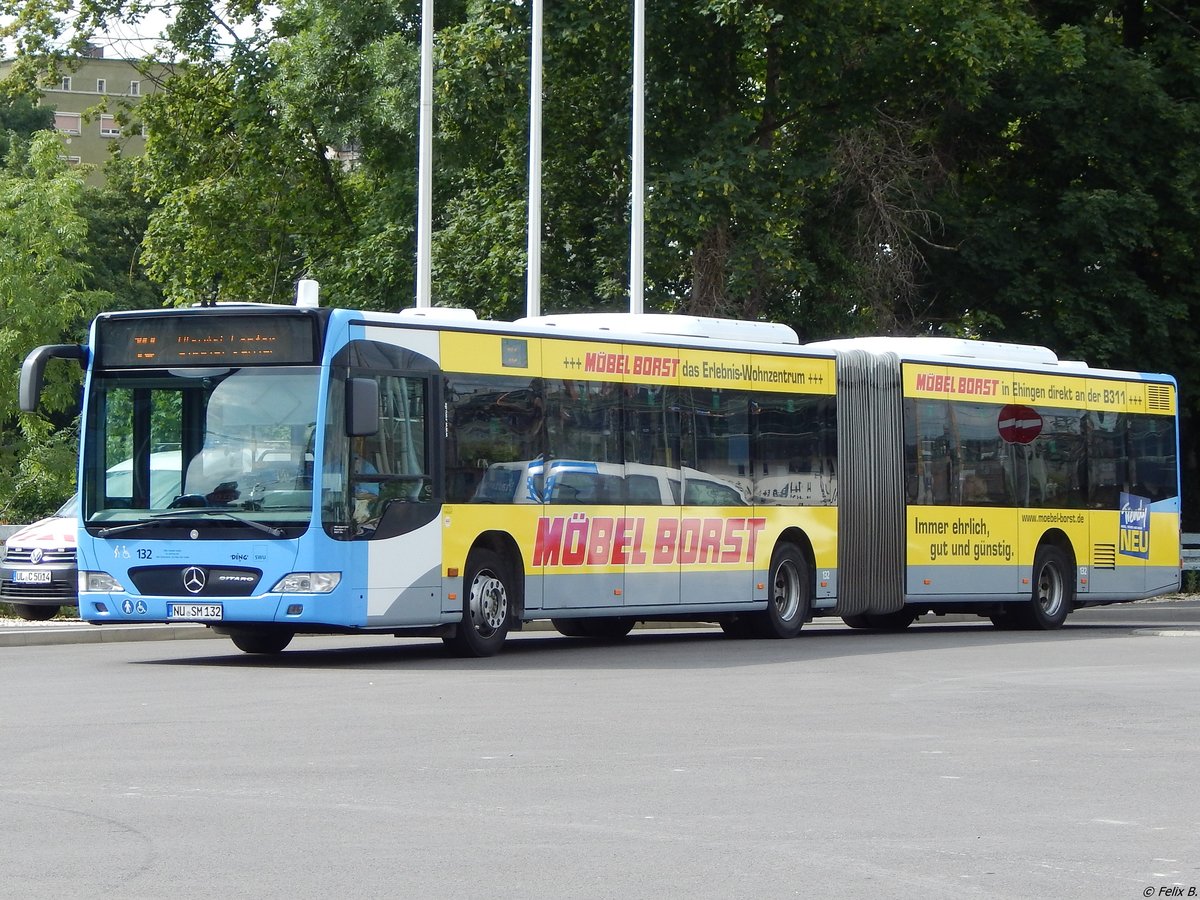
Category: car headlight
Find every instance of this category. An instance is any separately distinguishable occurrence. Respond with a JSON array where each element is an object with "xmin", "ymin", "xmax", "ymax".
[
  {"xmin": 79, "ymin": 571, "xmax": 125, "ymax": 593},
  {"xmin": 270, "ymin": 572, "xmax": 341, "ymax": 593}
]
